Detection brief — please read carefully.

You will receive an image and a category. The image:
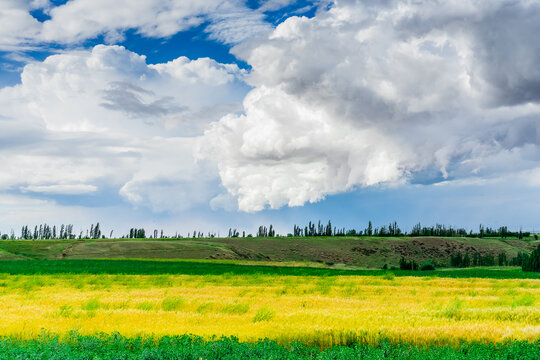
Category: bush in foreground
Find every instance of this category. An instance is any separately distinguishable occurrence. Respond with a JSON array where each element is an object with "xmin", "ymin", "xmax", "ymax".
[{"xmin": 0, "ymin": 334, "xmax": 537, "ymax": 360}]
